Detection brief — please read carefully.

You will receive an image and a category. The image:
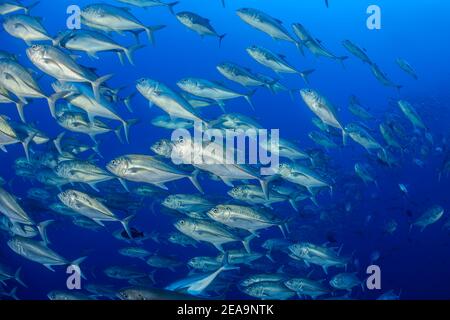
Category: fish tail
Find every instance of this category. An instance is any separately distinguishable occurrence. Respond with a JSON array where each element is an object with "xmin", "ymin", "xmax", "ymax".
[
  {"xmin": 53, "ymin": 131, "xmax": 65, "ymax": 155},
  {"xmin": 92, "ymin": 74, "xmax": 113, "ymax": 102},
  {"xmin": 124, "ymin": 44, "xmax": 145, "ymax": 66},
  {"xmin": 259, "ymin": 174, "xmax": 279, "ymax": 200},
  {"xmin": 37, "ymin": 219, "xmax": 54, "ymax": 246},
  {"xmin": 15, "ymin": 101, "xmax": 26, "ymax": 123},
  {"xmin": 244, "ymin": 89, "xmax": 257, "ymax": 110},
  {"xmin": 167, "ymin": 1, "xmax": 179, "ymax": 15},
  {"xmin": 338, "ymin": 56, "xmax": 349, "ymax": 68},
  {"xmin": 123, "ymin": 92, "xmax": 136, "ymax": 113},
  {"xmin": 14, "ymin": 267, "xmax": 27, "ymax": 288},
  {"xmin": 220, "ymin": 252, "xmax": 239, "ymax": 272},
  {"xmin": 241, "ymin": 234, "xmax": 256, "ymax": 253},
  {"xmin": 122, "ymin": 118, "xmax": 139, "ymax": 144},
  {"xmin": 21, "ymin": 132, "xmax": 36, "ymax": 162},
  {"xmin": 144, "ymin": 25, "xmax": 166, "ymax": 45},
  {"xmin": 24, "ymin": 1, "xmax": 40, "ymax": 14},
  {"xmin": 188, "ymin": 169, "xmax": 204, "ymax": 194},
  {"xmin": 299, "ymin": 69, "xmax": 315, "ymax": 85},
  {"xmin": 120, "ymin": 215, "xmax": 136, "ymax": 240},
  {"xmin": 113, "ymin": 125, "xmax": 124, "ymax": 144},
  {"xmin": 218, "ymin": 34, "xmax": 227, "ymax": 47},
  {"xmin": 47, "ymin": 91, "xmax": 69, "ymax": 118},
  {"xmin": 295, "ymin": 41, "xmax": 305, "ymax": 56},
  {"xmin": 6, "ymin": 287, "xmax": 18, "ymax": 300},
  {"xmin": 288, "ymin": 197, "xmax": 299, "ymax": 212},
  {"xmin": 70, "ymin": 256, "xmax": 88, "ymax": 280},
  {"xmin": 117, "ymin": 51, "xmax": 125, "ymax": 65}
]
